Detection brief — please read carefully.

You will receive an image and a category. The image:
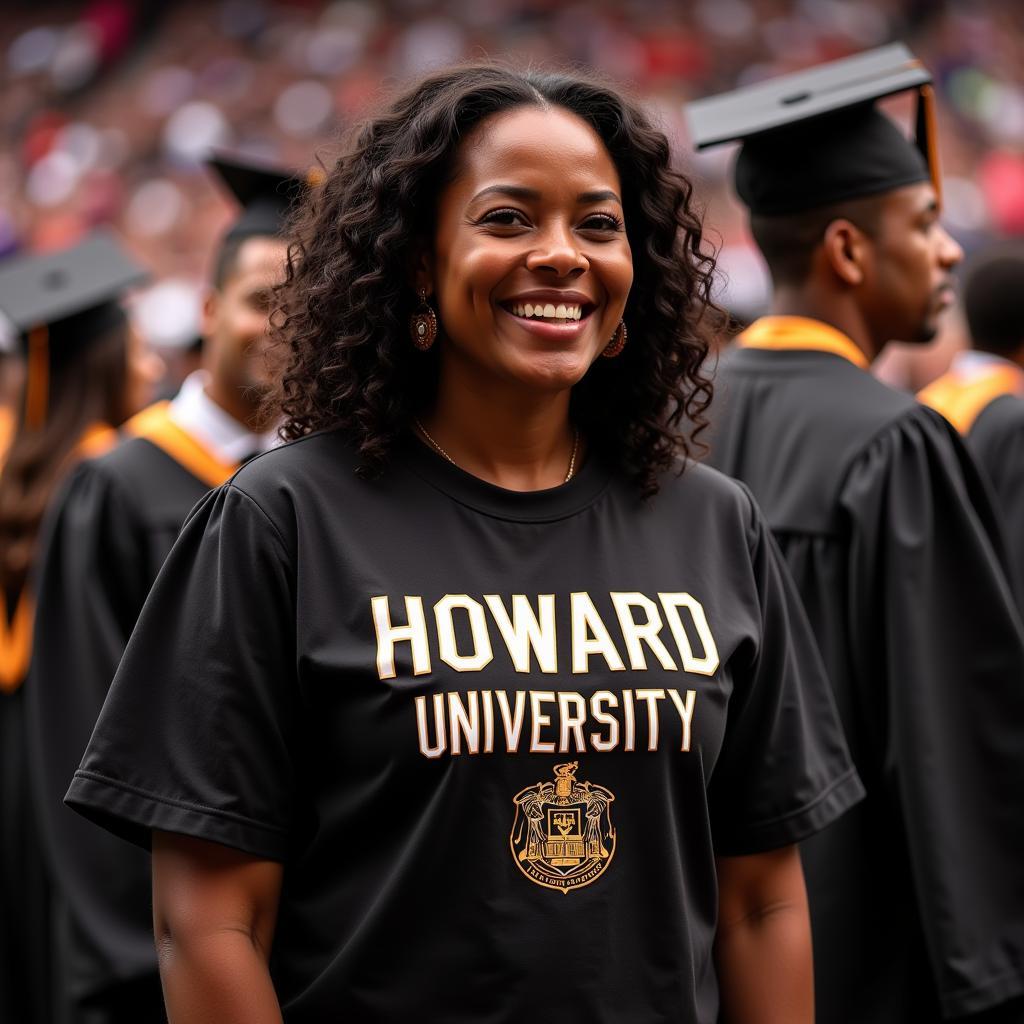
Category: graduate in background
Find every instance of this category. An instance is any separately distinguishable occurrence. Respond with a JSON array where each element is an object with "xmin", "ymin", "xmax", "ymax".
[
  {"xmin": 0, "ymin": 232, "xmax": 158, "ymax": 1024},
  {"xmin": 0, "ymin": 331, "xmax": 25, "ymax": 464},
  {"xmin": 919, "ymin": 246, "xmax": 1024, "ymax": 604},
  {"xmin": 25, "ymin": 155, "xmax": 295, "ymax": 1024},
  {"xmin": 689, "ymin": 45, "xmax": 1024, "ymax": 1023}
]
